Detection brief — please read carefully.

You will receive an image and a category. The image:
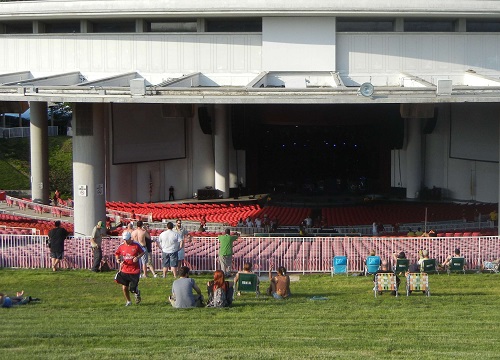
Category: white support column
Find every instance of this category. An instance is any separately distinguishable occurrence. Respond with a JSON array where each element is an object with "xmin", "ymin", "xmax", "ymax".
[
  {"xmin": 72, "ymin": 103, "xmax": 106, "ymax": 237},
  {"xmin": 214, "ymin": 104, "xmax": 229, "ymax": 198},
  {"xmin": 30, "ymin": 102, "xmax": 49, "ymax": 204},
  {"xmin": 406, "ymin": 118, "xmax": 422, "ymax": 199}
]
